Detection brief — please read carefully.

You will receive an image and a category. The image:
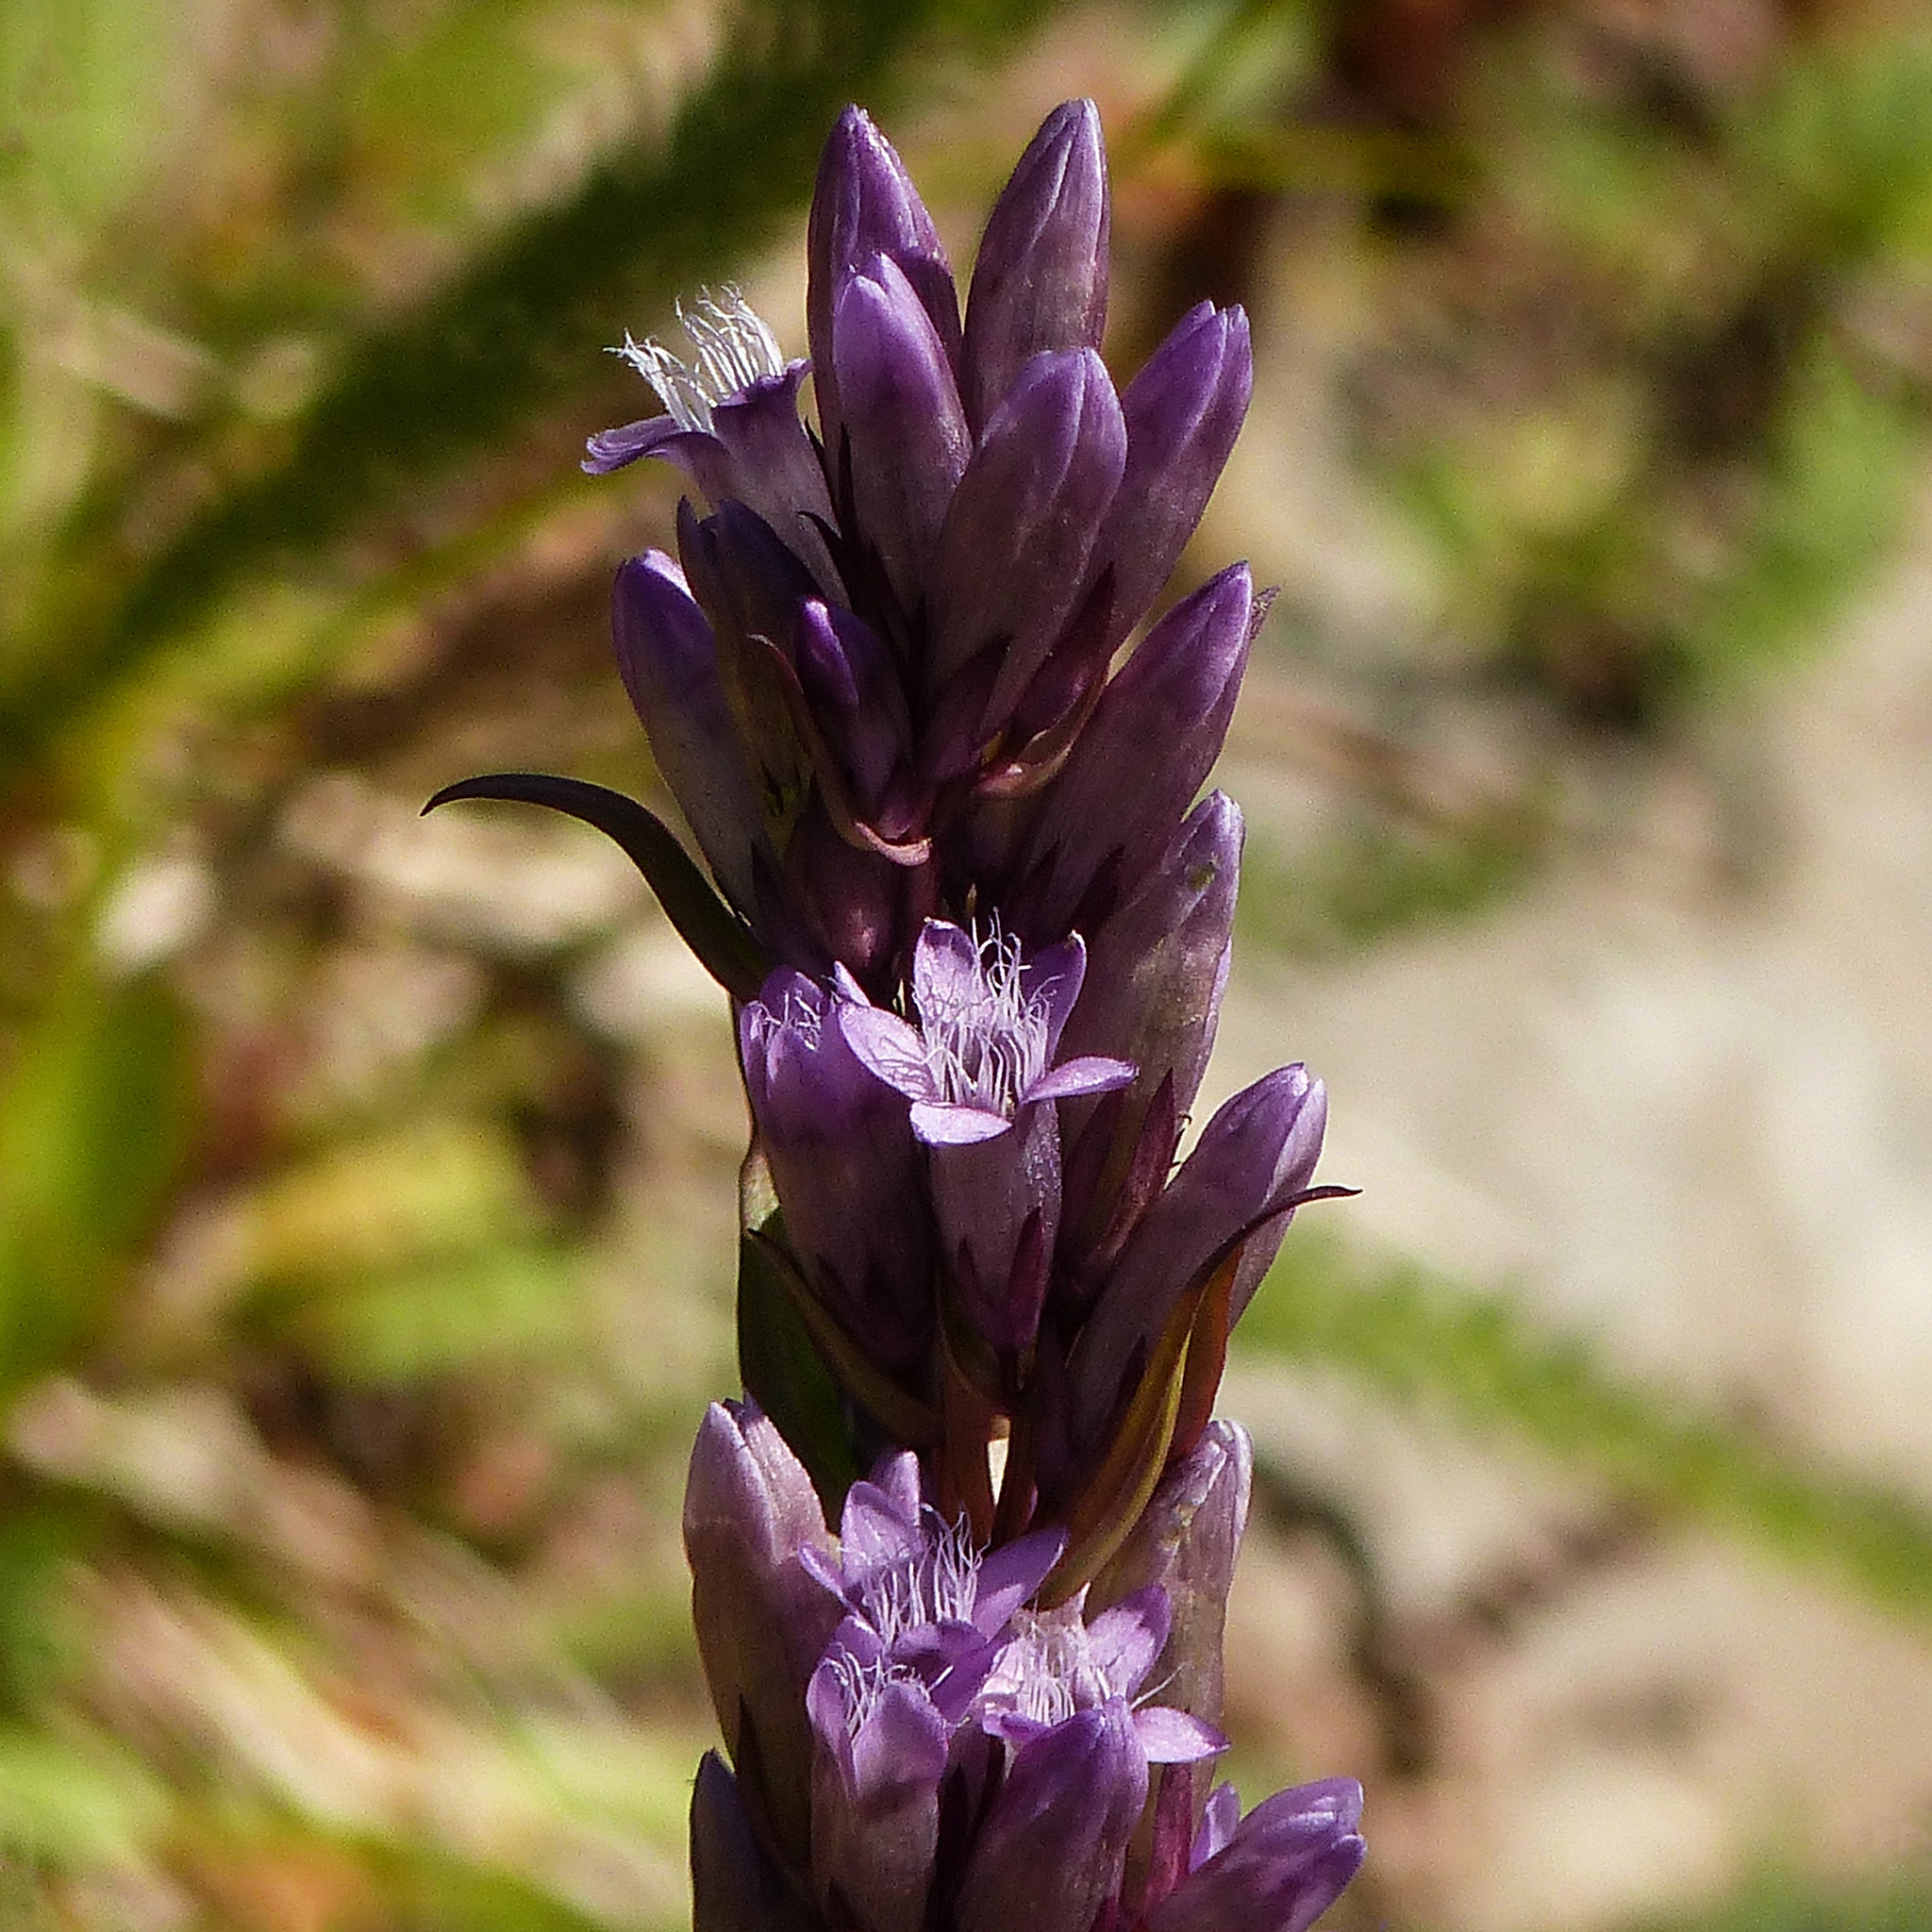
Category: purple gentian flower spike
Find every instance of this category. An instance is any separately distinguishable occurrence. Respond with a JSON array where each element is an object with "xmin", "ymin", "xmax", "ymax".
[
  {"xmin": 1146, "ymin": 1778, "xmax": 1366, "ymax": 1932},
  {"xmin": 740, "ymin": 970, "xmax": 932, "ymax": 1373},
  {"xmin": 683, "ymin": 1401, "xmax": 843, "ymax": 1864},
  {"xmin": 808, "ymin": 106, "xmax": 961, "ymax": 460},
  {"xmin": 960, "ymin": 98, "xmax": 1109, "ymax": 435}
]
